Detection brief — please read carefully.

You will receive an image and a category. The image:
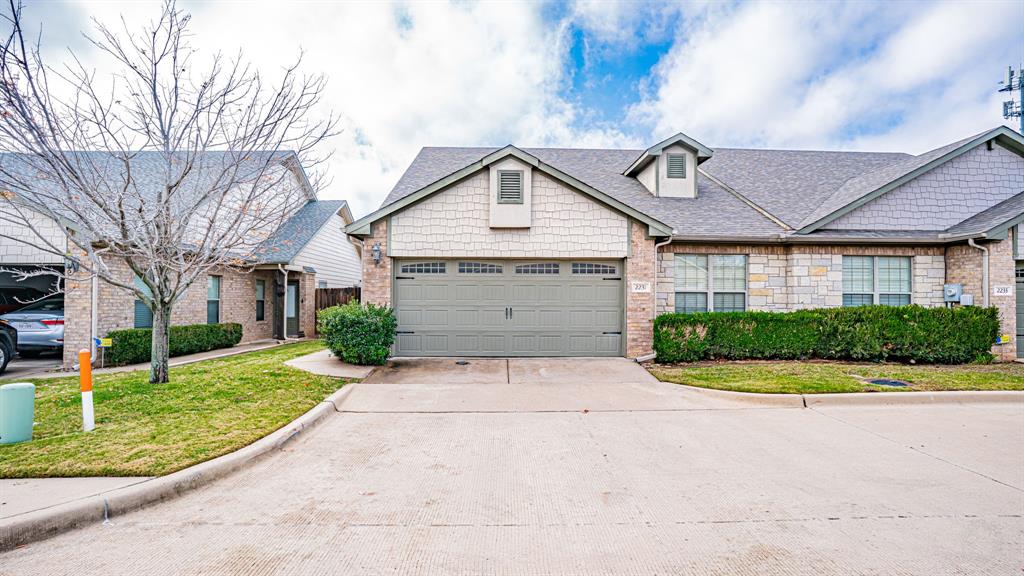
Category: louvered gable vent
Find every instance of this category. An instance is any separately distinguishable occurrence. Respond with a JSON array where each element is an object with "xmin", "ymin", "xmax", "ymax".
[
  {"xmin": 666, "ymin": 154, "xmax": 686, "ymax": 178},
  {"xmin": 497, "ymin": 170, "xmax": 523, "ymax": 204}
]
